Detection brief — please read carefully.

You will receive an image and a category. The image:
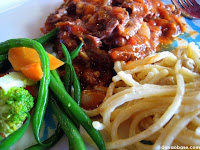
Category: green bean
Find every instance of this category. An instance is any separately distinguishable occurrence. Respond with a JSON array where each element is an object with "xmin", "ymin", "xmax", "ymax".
[
  {"xmin": 60, "ymin": 42, "xmax": 83, "ymax": 62},
  {"xmin": 0, "ymin": 113, "xmax": 30, "ymax": 149},
  {"xmin": 0, "ymin": 135, "xmax": 3, "ymax": 141},
  {"xmin": 70, "ymin": 42, "xmax": 83, "ymax": 60},
  {"xmin": 61, "ymin": 43, "xmax": 81, "ymax": 104},
  {"xmin": 61, "ymin": 43, "xmax": 72, "ymax": 92},
  {"xmin": 0, "ymin": 54, "xmax": 8, "ymax": 62},
  {"xmin": 26, "ymin": 70, "xmax": 69, "ymax": 150},
  {"xmin": 35, "ymin": 28, "xmax": 59, "ymax": 45},
  {"xmin": 61, "ymin": 42, "xmax": 83, "ymax": 62},
  {"xmin": 72, "ymin": 70, "xmax": 81, "ymax": 105},
  {"xmin": 25, "ymin": 124, "xmax": 64, "ymax": 150},
  {"xmin": 0, "ymin": 38, "xmax": 50, "ymax": 146},
  {"xmin": 64, "ymin": 64, "xmax": 73, "ymax": 93},
  {"xmin": 50, "ymin": 70, "xmax": 80, "ymax": 128},
  {"xmin": 61, "ymin": 43, "xmax": 72, "ymax": 64},
  {"xmin": 65, "ymin": 63, "xmax": 81, "ymax": 105},
  {"xmin": 50, "ymin": 74, "xmax": 106, "ymax": 150},
  {"xmin": 51, "ymin": 70, "xmax": 65, "ymax": 89},
  {"xmin": 49, "ymin": 94, "xmax": 86, "ymax": 150}
]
